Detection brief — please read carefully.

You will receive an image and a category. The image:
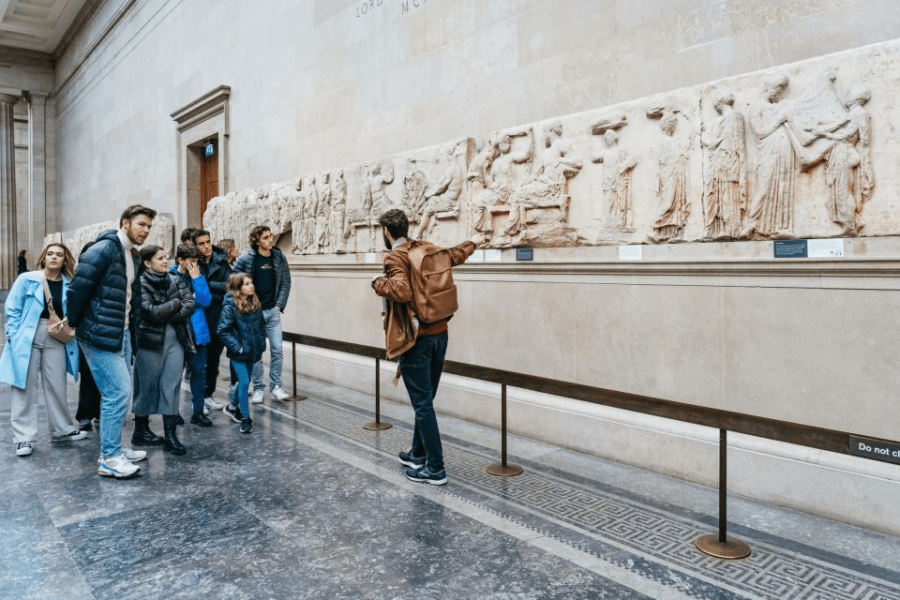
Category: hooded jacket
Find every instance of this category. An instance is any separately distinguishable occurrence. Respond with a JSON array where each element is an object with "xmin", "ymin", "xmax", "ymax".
[
  {"xmin": 216, "ymin": 295, "xmax": 266, "ymax": 364},
  {"xmin": 66, "ymin": 229, "xmax": 141, "ymax": 352},
  {"xmin": 169, "ymin": 265, "xmax": 212, "ymax": 345}
]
